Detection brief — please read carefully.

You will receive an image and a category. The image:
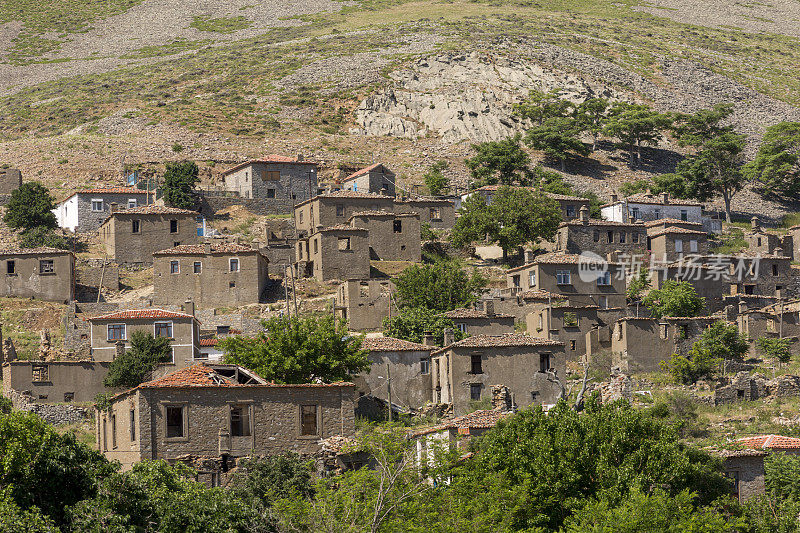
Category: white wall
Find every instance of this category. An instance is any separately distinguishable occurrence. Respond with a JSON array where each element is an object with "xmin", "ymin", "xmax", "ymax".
[{"xmin": 53, "ymin": 195, "xmax": 79, "ymax": 232}]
